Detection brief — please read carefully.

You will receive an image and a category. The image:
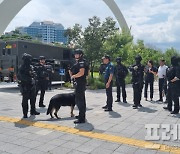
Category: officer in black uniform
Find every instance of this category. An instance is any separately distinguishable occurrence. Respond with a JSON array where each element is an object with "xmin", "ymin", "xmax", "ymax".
[
  {"xmin": 69, "ymin": 49, "xmax": 87, "ymax": 124},
  {"xmin": 114, "ymin": 57, "xmax": 128, "ymax": 103},
  {"xmin": 176, "ymin": 59, "xmax": 180, "ymax": 97},
  {"xmin": 36, "ymin": 56, "xmax": 49, "ymax": 107},
  {"xmin": 18, "ymin": 53, "xmax": 40, "ymax": 118},
  {"xmin": 129, "ymin": 55, "xmax": 144, "ymax": 109},
  {"xmin": 46, "ymin": 62, "xmax": 54, "ymax": 90},
  {"xmin": 102, "ymin": 55, "xmax": 114, "ymax": 111},
  {"xmin": 163, "ymin": 56, "xmax": 180, "ymax": 114}
]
